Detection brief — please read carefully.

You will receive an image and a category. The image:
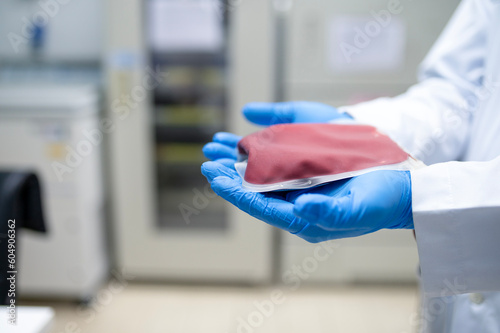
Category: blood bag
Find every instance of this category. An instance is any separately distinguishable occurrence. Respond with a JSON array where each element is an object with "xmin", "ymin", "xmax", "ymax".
[{"xmin": 235, "ymin": 123, "xmax": 424, "ymax": 192}]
